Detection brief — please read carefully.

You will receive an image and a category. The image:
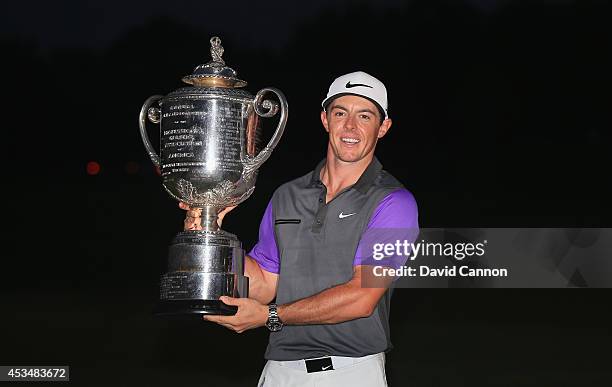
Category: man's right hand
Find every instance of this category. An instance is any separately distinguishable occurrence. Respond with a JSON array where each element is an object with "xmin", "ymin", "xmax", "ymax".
[
  {"xmin": 178, "ymin": 202, "xmax": 236, "ymax": 231},
  {"xmin": 179, "ymin": 202, "xmax": 203, "ymax": 231}
]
